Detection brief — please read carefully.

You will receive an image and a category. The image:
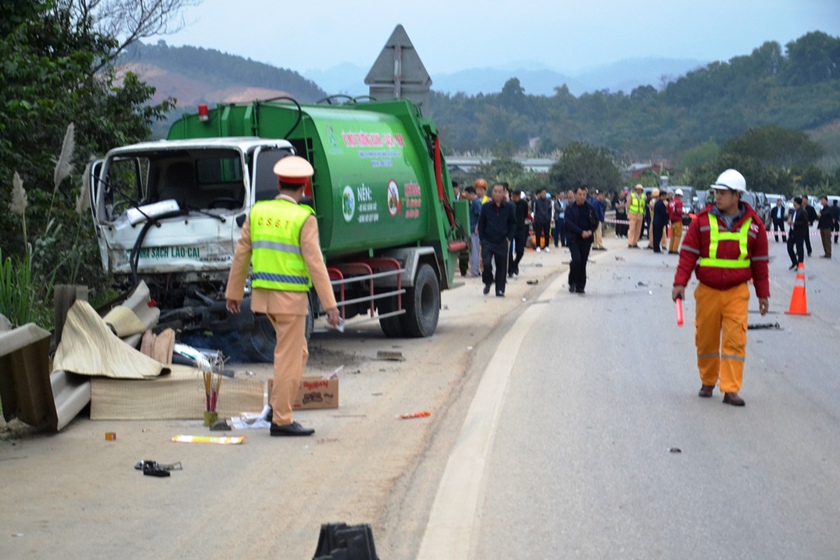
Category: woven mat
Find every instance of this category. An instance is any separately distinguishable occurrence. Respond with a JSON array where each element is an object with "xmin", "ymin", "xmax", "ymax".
[
  {"xmin": 90, "ymin": 365, "xmax": 265, "ymax": 420},
  {"xmin": 53, "ymin": 300, "xmax": 166, "ymax": 379}
]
